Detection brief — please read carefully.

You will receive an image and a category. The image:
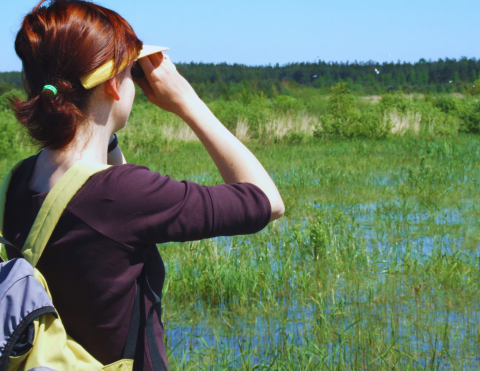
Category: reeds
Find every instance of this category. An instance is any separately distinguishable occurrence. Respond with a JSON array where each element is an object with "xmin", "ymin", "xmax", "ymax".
[
  {"xmin": 235, "ymin": 117, "xmax": 250, "ymax": 141},
  {"xmin": 160, "ymin": 122, "xmax": 198, "ymax": 142},
  {"xmin": 258, "ymin": 113, "xmax": 318, "ymax": 141},
  {"xmin": 385, "ymin": 109, "xmax": 422, "ymax": 135}
]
